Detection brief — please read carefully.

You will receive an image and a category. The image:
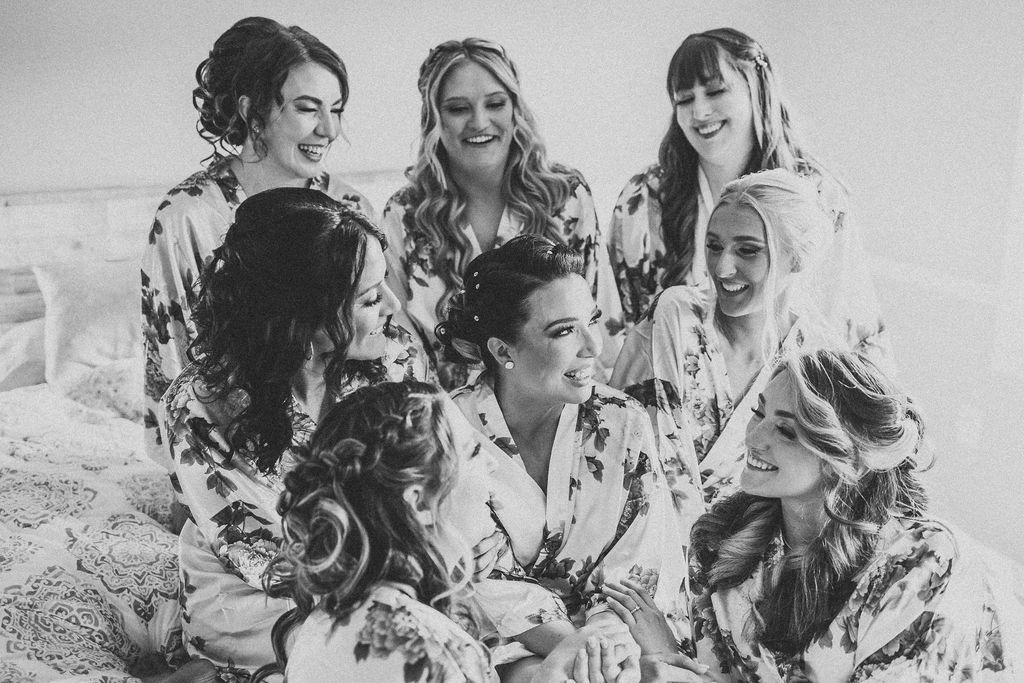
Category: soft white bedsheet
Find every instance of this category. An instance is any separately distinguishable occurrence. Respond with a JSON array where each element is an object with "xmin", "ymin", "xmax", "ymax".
[{"xmin": 0, "ymin": 383, "xmax": 180, "ymax": 682}]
